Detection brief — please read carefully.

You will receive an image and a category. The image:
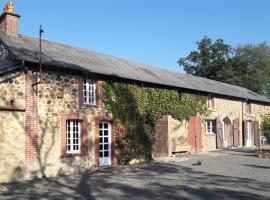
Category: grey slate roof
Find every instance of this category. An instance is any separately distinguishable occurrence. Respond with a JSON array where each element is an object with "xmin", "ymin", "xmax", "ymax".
[{"xmin": 0, "ymin": 30, "xmax": 269, "ymax": 103}]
